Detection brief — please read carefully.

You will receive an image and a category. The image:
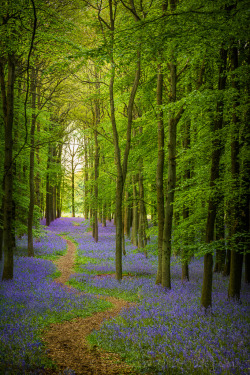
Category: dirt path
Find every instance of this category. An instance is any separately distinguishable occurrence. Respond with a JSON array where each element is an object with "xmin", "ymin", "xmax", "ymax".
[{"xmin": 43, "ymin": 238, "xmax": 137, "ymax": 375}]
